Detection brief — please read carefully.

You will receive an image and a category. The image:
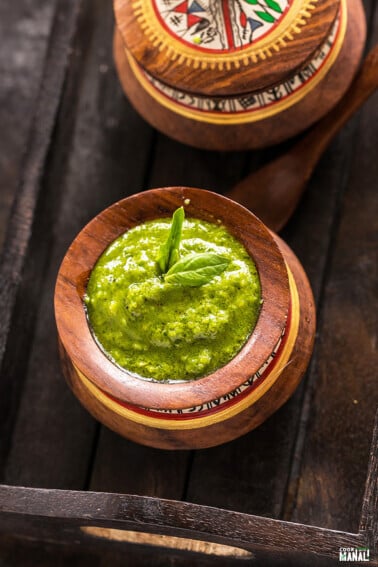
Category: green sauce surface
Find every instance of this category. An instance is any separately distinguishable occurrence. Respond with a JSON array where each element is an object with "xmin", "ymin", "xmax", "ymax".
[{"xmin": 85, "ymin": 217, "xmax": 261, "ymax": 381}]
